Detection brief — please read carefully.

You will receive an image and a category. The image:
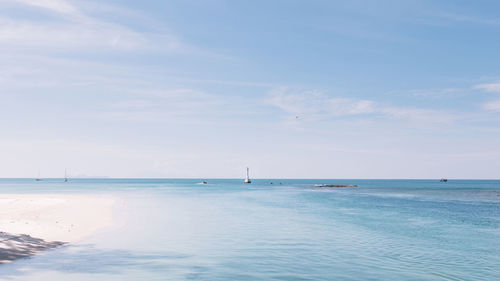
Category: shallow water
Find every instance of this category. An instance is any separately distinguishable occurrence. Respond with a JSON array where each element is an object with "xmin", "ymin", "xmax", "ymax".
[{"xmin": 0, "ymin": 179, "xmax": 498, "ymax": 280}]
